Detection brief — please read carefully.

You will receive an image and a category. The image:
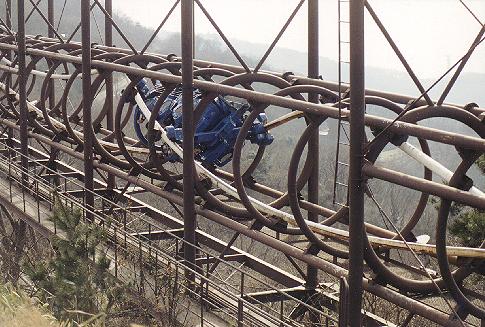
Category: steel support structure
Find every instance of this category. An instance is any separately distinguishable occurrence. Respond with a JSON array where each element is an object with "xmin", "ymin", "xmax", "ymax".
[
  {"xmin": 4, "ymin": 39, "xmax": 485, "ymax": 148},
  {"xmin": 181, "ymin": 0, "xmax": 197, "ymax": 282},
  {"xmin": 306, "ymin": 0, "xmax": 319, "ymax": 294},
  {"xmin": 1, "ymin": 1, "xmax": 485, "ymax": 325},
  {"xmin": 17, "ymin": 0, "xmax": 29, "ymax": 183},
  {"xmin": 81, "ymin": 0, "xmax": 94, "ymax": 222},
  {"xmin": 14, "ymin": 0, "xmax": 29, "ymax": 286},
  {"xmin": 307, "ymin": 2, "xmax": 321, "ymax": 324},
  {"xmin": 348, "ymin": 0, "xmax": 366, "ymax": 325},
  {"xmin": 105, "ymin": 0, "xmax": 115, "ymax": 190},
  {"xmin": 5, "ymin": 0, "xmax": 12, "ymax": 146},
  {"xmin": 0, "ymin": 121, "xmax": 477, "ymax": 327},
  {"xmin": 5, "ymin": 0, "xmax": 10, "ymax": 34},
  {"xmin": 47, "ymin": 0, "xmax": 55, "ymax": 108},
  {"xmin": 46, "ymin": 0, "xmax": 59, "ymax": 187}
]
